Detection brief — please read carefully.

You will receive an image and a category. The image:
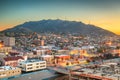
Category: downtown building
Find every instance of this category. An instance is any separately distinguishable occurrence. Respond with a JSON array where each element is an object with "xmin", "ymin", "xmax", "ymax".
[
  {"xmin": 18, "ymin": 59, "xmax": 46, "ymax": 72},
  {"xmin": 0, "ymin": 66, "xmax": 21, "ymax": 79},
  {"xmin": 3, "ymin": 37, "xmax": 15, "ymax": 47}
]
